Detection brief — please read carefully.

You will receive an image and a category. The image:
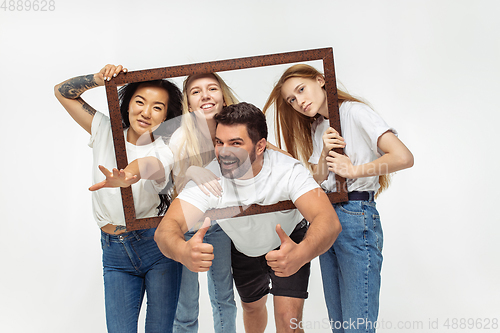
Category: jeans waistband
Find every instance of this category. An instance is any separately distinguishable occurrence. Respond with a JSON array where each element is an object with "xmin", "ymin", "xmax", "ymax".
[
  {"xmin": 101, "ymin": 228, "xmax": 153, "ymax": 244},
  {"xmin": 348, "ymin": 191, "xmax": 375, "ymax": 202}
]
